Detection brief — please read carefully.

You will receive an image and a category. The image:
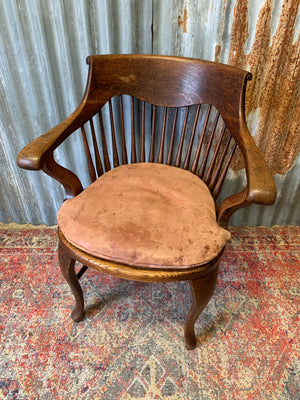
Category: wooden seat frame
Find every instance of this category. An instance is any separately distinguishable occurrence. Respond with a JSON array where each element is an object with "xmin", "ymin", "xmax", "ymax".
[{"xmin": 18, "ymin": 55, "xmax": 276, "ymax": 349}]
